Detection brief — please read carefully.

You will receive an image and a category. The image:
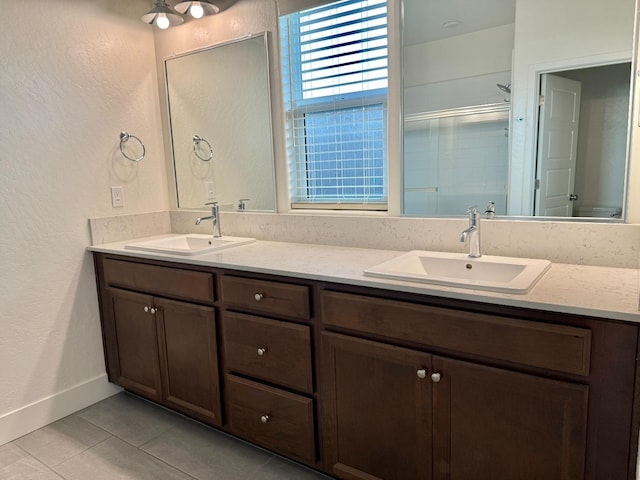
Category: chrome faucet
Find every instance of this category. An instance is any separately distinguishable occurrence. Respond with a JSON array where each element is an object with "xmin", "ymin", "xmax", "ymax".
[
  {"xmin": 459, "ymin": 206, "xmax": 481, "ymax": 258},
  {"xmin": 195, "ymin": 201, "xmax": 221, "ymax": 238}
]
